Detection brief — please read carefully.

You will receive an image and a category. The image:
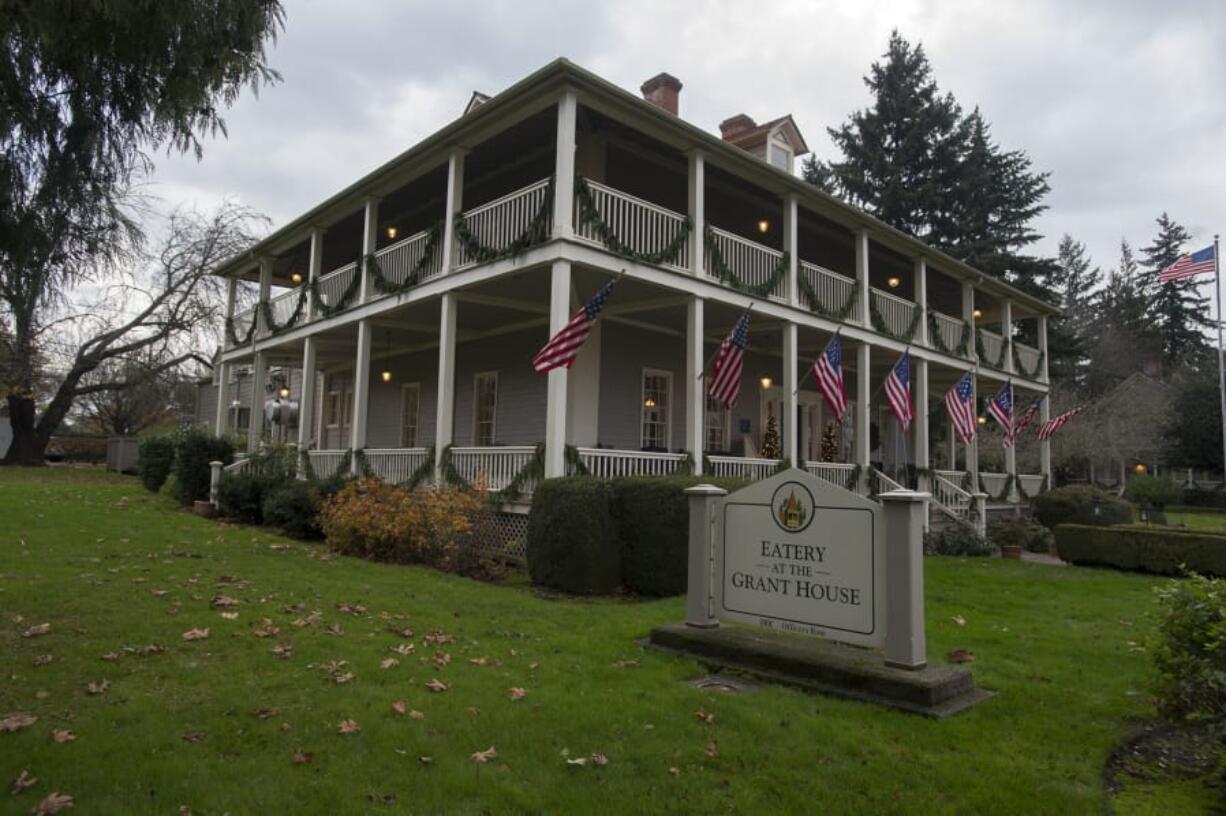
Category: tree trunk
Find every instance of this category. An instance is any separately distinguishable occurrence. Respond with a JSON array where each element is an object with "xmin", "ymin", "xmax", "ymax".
[{"xmin": 2, "ymin": 394, "xmax": 51, "ymax": 465}]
